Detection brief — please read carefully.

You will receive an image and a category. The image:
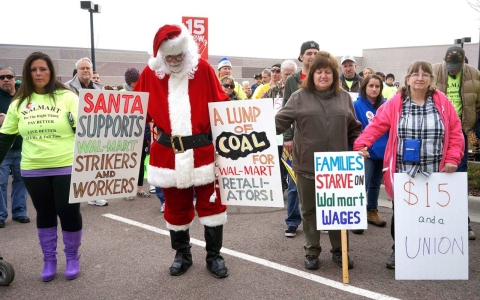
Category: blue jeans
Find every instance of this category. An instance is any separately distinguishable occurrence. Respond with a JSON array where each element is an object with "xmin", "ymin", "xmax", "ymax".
[
  {"xmin": 155, "ymin": 186, "xmax": 165, "ymax": 205},
  {"xmin": 364, "ymin": 158, "xmax": 383, "ymax": 211},
  {"xmin": 0, "ymin": 149, "xmax": 28, "ymax": 221},
  {"xmin": 285, "ymin": 173, "xmax": 301, "ymax": 227}
]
